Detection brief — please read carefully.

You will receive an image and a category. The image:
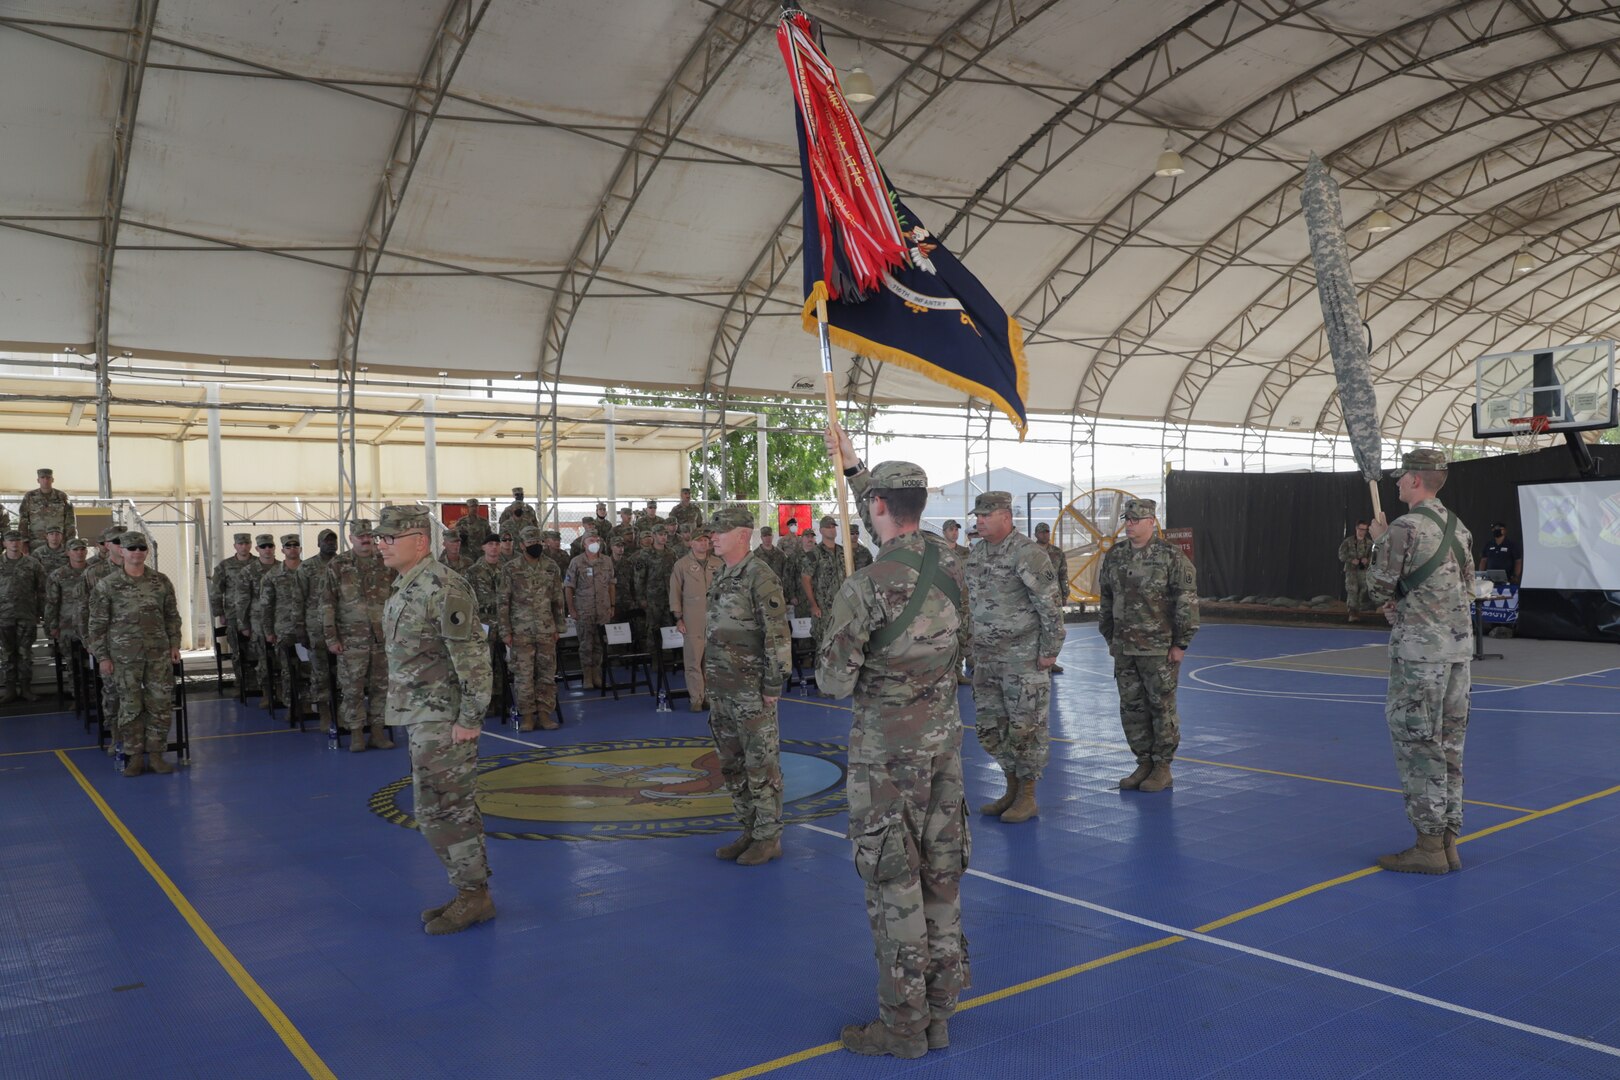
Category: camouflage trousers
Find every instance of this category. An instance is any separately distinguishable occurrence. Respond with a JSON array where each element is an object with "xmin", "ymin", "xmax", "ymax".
[
  {"xmin": 1114, "ymin": 653, "xmax": 1182, "ymax": 765},
  {"xmin": 1386, "ymin": 659, "xmax": 1470, "ymax": 835},
  {"xmin": 334, "ymin": 638, "xmax": 387, "ymax": 732},
  {"xmin": 253, "ymin": 635, "xmax": 274, "ymax": 701},
  {"xmin": 972, "ymin": 660, "xmax": 1051, "ymax": 780},
  {"xmin": 406, "ymin": 720, "xmax": 489, "ymax": 890},
  {"xmin": 508, "ymin": 635, "xmax": 557, "ymax": 725},
  {"xmin": 707, "ymin": 691, "xmax": 782, "ymax": 840},
  {"xmin": 229, "ymin": 623, "xmax": 258, "ymax": 693},
  {"xmin": 1345, "ymin": 569, "xmax": 1371, "ymax": 613},
  {"xmin": 847, "ymin": 750, "xmax": 971, "ymax": 1038},
  {"xmin": 272, "ymin": 641, "xmax": 307, "ymax": 712},
  {"xmin": 113, "ymin": 655, "xmax": 172, "ymax": 753},
  {"xmin": 305, "ymin": 638, "xmax": 332, "ymax": 707},
  {"xmin": 576, "ymin": 617, "xmax": 604, "ymax": 683},
  {"xmin": 0, "ymin": 619, "xmax": 36, "ymax": 692}
]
